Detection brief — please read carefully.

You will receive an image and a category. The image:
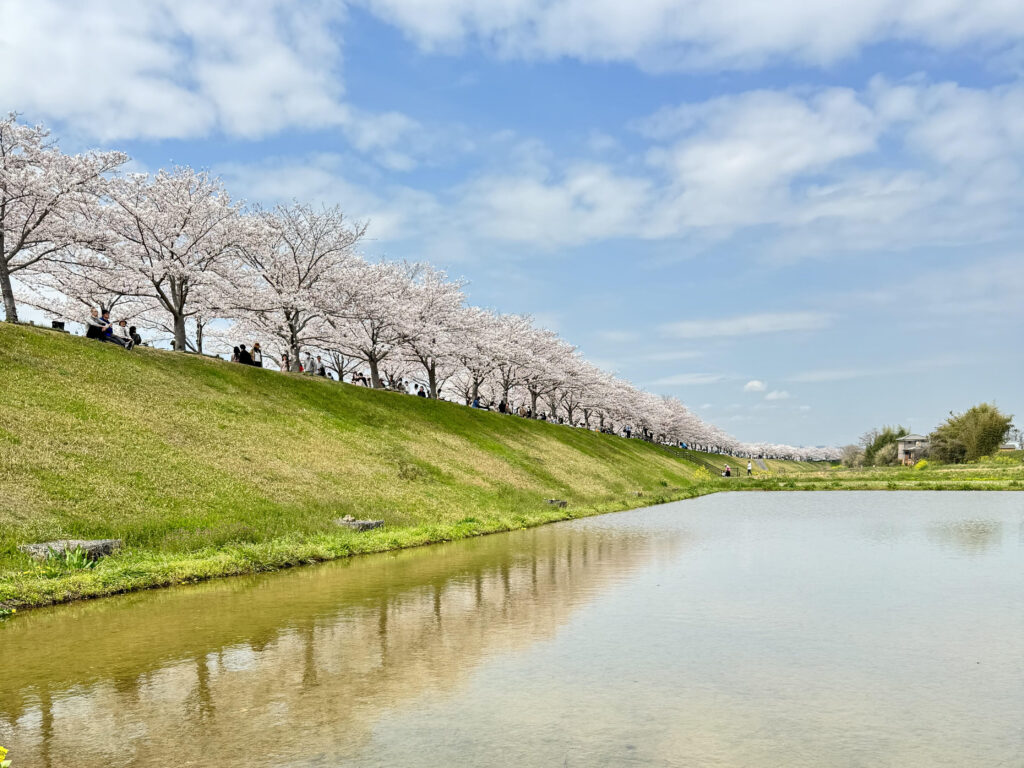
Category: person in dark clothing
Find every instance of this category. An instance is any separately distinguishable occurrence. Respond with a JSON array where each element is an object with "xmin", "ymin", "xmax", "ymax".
[
  {"xmin": 471, "ymin": 396, "xmax": 481, "ymax": 408},
  {"xmin": 417, "ymin": 386, "xmax": 427, "ymax": 397},
  {"xmin": 498, "ymin": 400, "xmax": 507, "ymax": 414},
  {"xmin": 100, "ymin": 311, "xmax": 126, "ymax": 347},
  {"xmin": 128, "ymin": 326, "xmax": 142, "ymax": 346},
  {"xmin": 237, "ymin": 344, "xmax": 254, "ymax": 365}
]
